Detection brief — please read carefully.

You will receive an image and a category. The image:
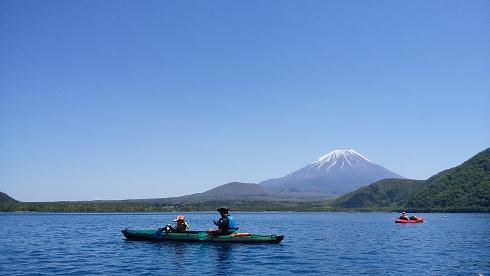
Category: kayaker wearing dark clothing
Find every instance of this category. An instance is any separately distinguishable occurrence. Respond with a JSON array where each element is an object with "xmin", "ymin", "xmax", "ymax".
[
  {"xmin": 409, "ymin": 215, "xmax": 418, "ymax": 220},
  {"xmin": 399, "ymin": 211, "xmax": 409, "ymax": 220},
  {"xmin": 212, "ymin": 206, "xmax": 237, "ymax": 234}
]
